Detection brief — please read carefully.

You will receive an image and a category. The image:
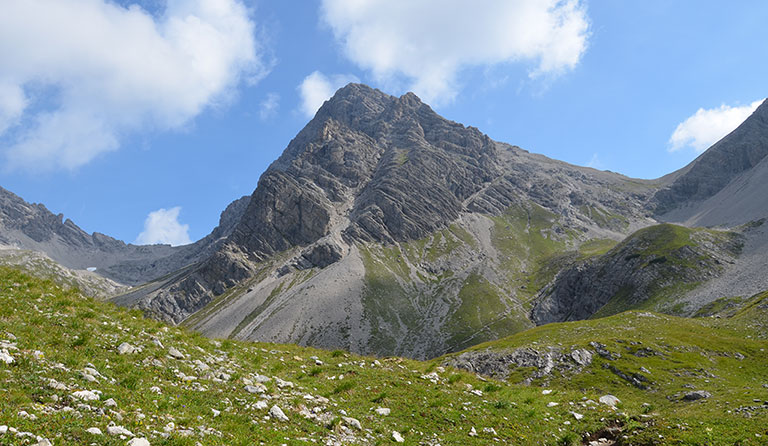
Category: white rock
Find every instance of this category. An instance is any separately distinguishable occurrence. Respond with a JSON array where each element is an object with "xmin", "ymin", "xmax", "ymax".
[
  {"xmin": 468, "ymin": 427, "xmax": 477, "ymax": 437},
  {"xmin": 542, "ymin": 389, "xmax": 553, "ymax": 395},
  {"xmin": 571, "ymin": 412, "xmax": 584, "ymax": 420},
  {"xmin": 547, "ymin": 402, "xmax": 559, "ymax": 407},
  {"xmin": 72, "ymin": 390, "xmax": 100, "ymax": 401},
  {"xmin": 127, "ymin": 438, "xmax": 150, "ymax": 446},
  {"xmin": 48, "ymin": 379, "xmax": 67, "ymax": 390},
  {"xmin": 0, "ymin": 425, "xmax": 7, "ymax": 434},
  {"xmin": 18, "ymin": 410, "xmax": 37, "ymax": 420},
  {"xmin": 107, "ymin": 425, "xmax": 134, "ymax": 437},
  {"xmin": 0, "ymin": 350, "xmax": 14, "ymax": 364},
  {"xmin": 254, "ymin": 401, "xmax": 268, "ymax": 410},
  {"xmin": 149, "ymin": 386, "xmax": 162, "ymax": 394},
  {"xmin": 483, "ymin": 427, "xmax": 497, "ymax": 435},
  {"xmin": 33, "ymin": 440, "xmax": 52, "ymax": 446},
  {"xmin": 269, "ymin": 405, "xmax": 289, "ymax": 422},
  {"xmin": 275, "ymin": 377, "xmax": 294, "ymax": 389},
  {"xmin": 117, "ymin": 343, "xmax": 136, "ymax": 355},
  {"xmin": 253, "ymin": 374, "xmax": 271, "ymax": 383},
  {"xmin": 104, "ymin": 398, "xmax": 118, "ymax": 408},
  {"xmin": 599, "ymin": 395, "xmax": 621, "ymax": 407},
  {"xmin": 342, "ymin": 417, "xmax": 362, "ymax": 431},
  {"xmin": 374, "ymin": 407, "xmax": 391, "ymax": 416},
  {"xmin": 244, "ymin": 384, "xmax": 267, "ymax": 394},
  {"xmin": 86, "ymin": 428, "xmax": 103, "ymax": 435},
  {"xmin": 211, "ymin": 408, "xmax": 221, "ymax": 417},
  {"xmin": 392, "ymin": 431, "xmax": 405, "ymax": 443},
  {"xmin": 167, "ymin": 347, "xmax": 185, "ymax": 359}
]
